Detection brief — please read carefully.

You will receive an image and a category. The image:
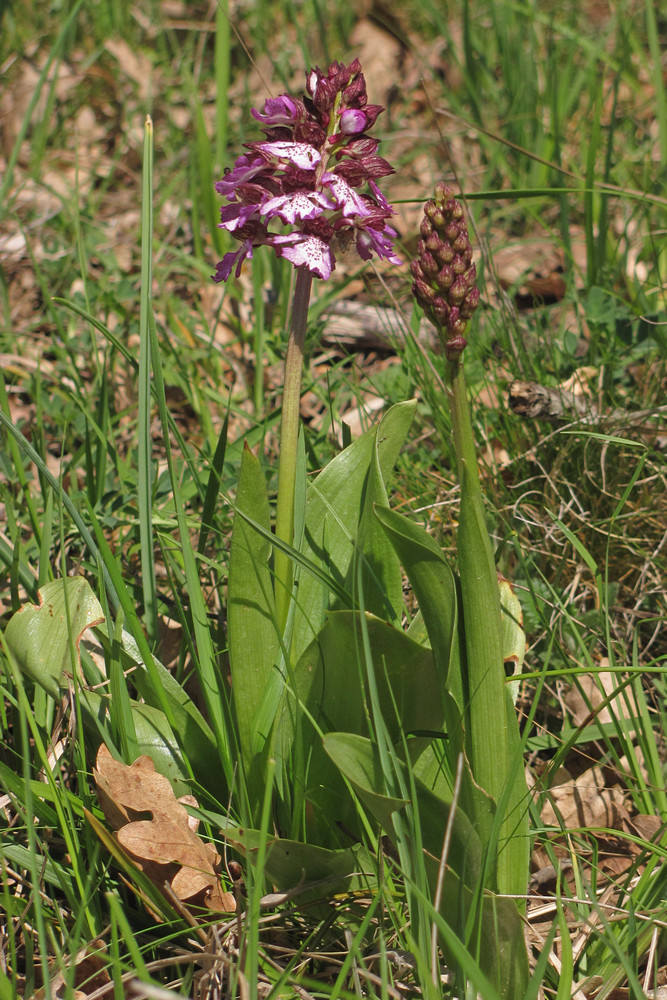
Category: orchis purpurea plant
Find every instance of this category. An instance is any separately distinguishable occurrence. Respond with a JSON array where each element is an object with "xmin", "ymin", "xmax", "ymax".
[
  {"xmin": 213, "ymin": 59, "xmax": 401, "ymax": 632},
  {"xmin": 211, "ymin": 76, "xmax": 531, "ymax": 996}
]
